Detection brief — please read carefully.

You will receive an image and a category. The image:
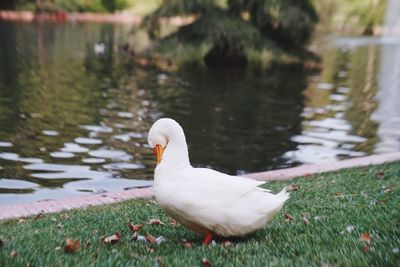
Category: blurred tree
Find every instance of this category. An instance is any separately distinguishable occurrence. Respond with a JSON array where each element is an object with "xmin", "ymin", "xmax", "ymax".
[
  {"xmin": 0, "ymin": 0, "xmax": 16, "ymax": 9},
  {"xmin": 142, "ymin": 0, "xmax": 318, "ymax": 65},
  {"xmin": 0, "ymin": 0, "xmax": 132, "ymax": 13}
]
